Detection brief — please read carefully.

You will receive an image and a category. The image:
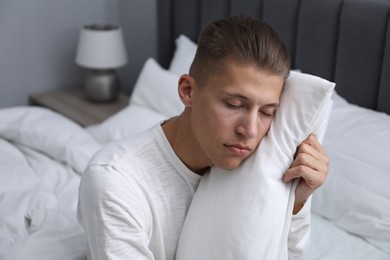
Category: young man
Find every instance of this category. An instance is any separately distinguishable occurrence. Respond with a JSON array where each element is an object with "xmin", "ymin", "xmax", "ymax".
[{"xmin": 78, "ymin": 16, "xmax": 328, "ymax": 259}]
